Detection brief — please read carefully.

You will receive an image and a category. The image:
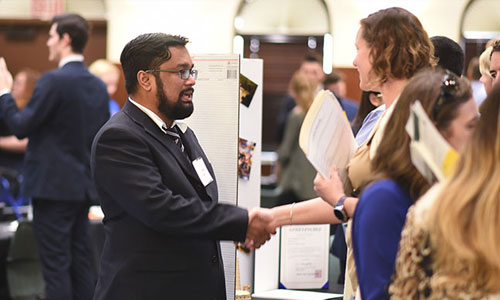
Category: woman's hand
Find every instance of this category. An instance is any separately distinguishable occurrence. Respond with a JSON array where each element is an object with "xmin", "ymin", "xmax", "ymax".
[{"xmin": 313, "ymin": 166, "xmax": 345, "ymax": 207}]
